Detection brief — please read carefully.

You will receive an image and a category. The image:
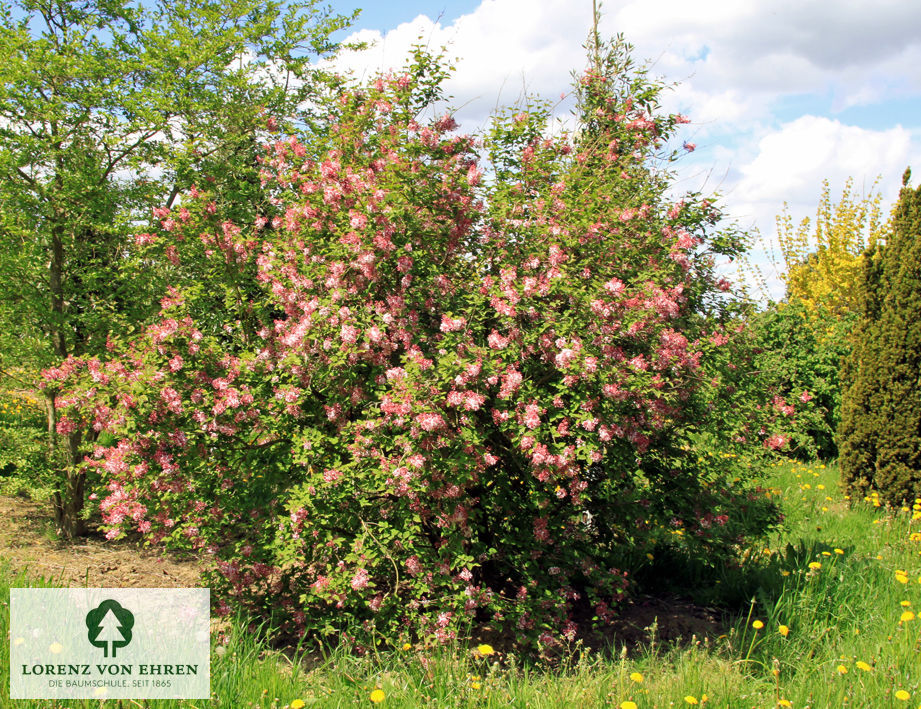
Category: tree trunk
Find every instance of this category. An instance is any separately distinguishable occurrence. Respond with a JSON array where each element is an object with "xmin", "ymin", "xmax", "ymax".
[{"xmin": 47, "ymin": 220, "xmax": 87, "ymax": 540}]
